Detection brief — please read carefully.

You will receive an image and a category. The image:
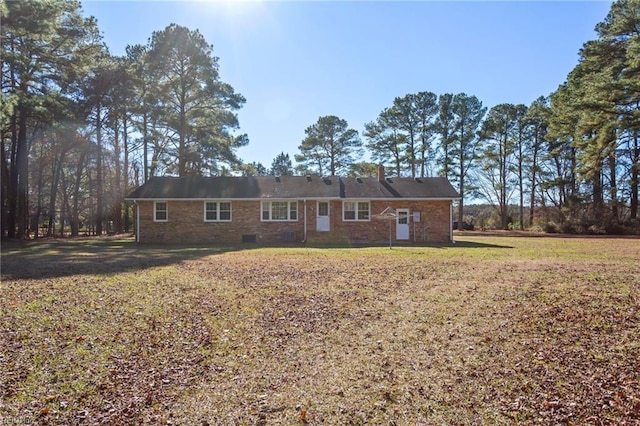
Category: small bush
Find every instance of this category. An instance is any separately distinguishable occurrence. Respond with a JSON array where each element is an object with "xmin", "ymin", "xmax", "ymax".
[
  {"xmin": 603, "ymin": 220, "xmax": 626, "ymax": 235},
  {"xmin": 560, "ymin": 221, "xmax": 581, "ymax": 234},
  {"xmin": 586, "ymin": 223, "xmax": 606, "ymax": 235},
  {"xmin": 528, "ymin": 224, "xmax": 545, "ymax": 233}
]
